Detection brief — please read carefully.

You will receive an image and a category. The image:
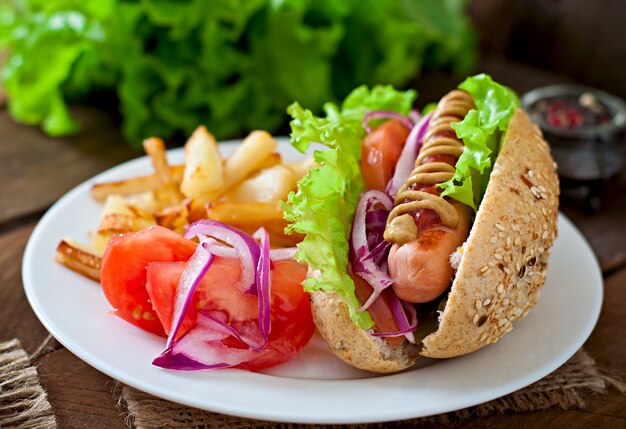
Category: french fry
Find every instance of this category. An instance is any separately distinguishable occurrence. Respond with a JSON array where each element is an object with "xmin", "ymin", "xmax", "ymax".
[
  {"xmin": 227, "ymin": 220, "xmax": 303, "ymax": 248},
  {"xmin": 200, "ymin": 131, "xmax": 278, "ymax": 202},
  {"xmin": 143, "ymin": 137, "xmax": 183, "ymax": 205},
  {"xmin": 186, "ymin": 197, "xmax": 208, "ymax": 223},
  {"xmin": 225, "ymin": 131, "xmax": 277, "ymax": 185},
  {"xmin": 180, "ymin": 126, "xmax": 224, "ymax": 199},
  {"xmin": 90, "ymin": 153, "xmax": 279, "ymax": 203},
  {"xmin": 205, "ymin": 201, "xmax": 303, "ymax": 247},
  {"xmin": 98, "ymin": 213, "xmax": 156, "ymax": 234},
  {"xmin": 223, "ymin": 164, "xmax": 296, "ymax": 202},
  {"xmin": 69, "ymin": 127, "xmax": 311, "ymax": 280},
  {"xmin": 263, "ymin": 221, "xmax": 305, "ymax": 248},
  {"xmin": 156, "ymin": 204, "xmax": 189, "ymax": 234},
  {"xmin": 125, "ymin": 191, "xmax": 160, "ymax": 214},
  {"xmin": 186, "ymin": 154, "xmax": 282, "ymax": 221},
  {"xmin": 55, "ymin": 239, "xmax": 102, "ymax": 281},
  {"xmin": 98, "ymin": 195, "xmax": 156, "ymax": 224},
  {"xmin": 255, "ymin": 152, "xmax": 282, "ymax": 171},
  {"xmin": 206, "ymin": 201, "xmax": 284, "ymax": 223},
  {"xmin": 91, "ymin": 195, "xmax": 157, "ymax": 251},
  {"xmin": 285, "ymin": 156, "xmax": 318, "ymax": 181},
  {"xmin": 89, "ymin": 230, "xmax": 112, "ymax": 254},
  {"xmin": 91, "ymin": 165, "xmax": 184, "ymax": 201}
]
